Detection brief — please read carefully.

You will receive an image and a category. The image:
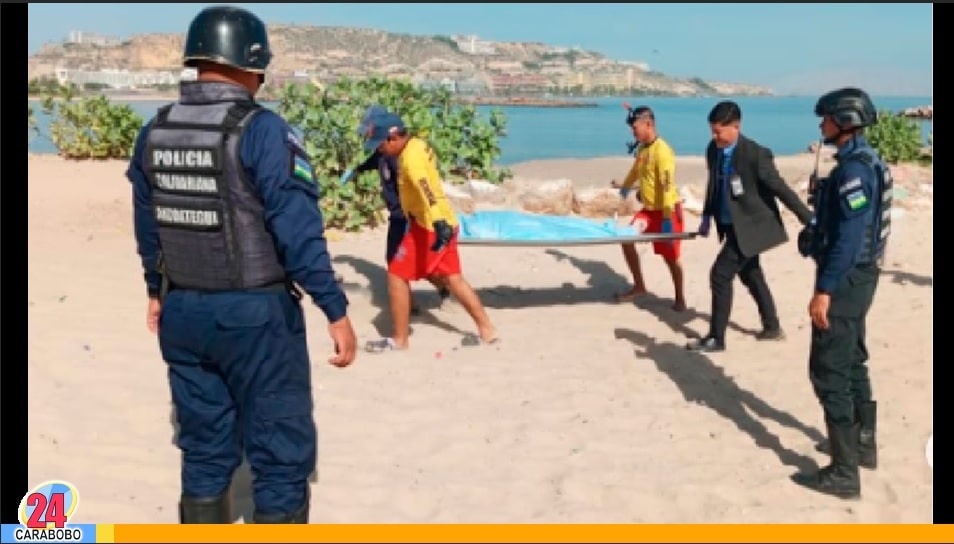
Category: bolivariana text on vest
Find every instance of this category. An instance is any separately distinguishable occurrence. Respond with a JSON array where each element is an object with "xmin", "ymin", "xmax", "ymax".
[{"xmin": 156, "ymin": 173, "xmax": 219, "ymax": 194}]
